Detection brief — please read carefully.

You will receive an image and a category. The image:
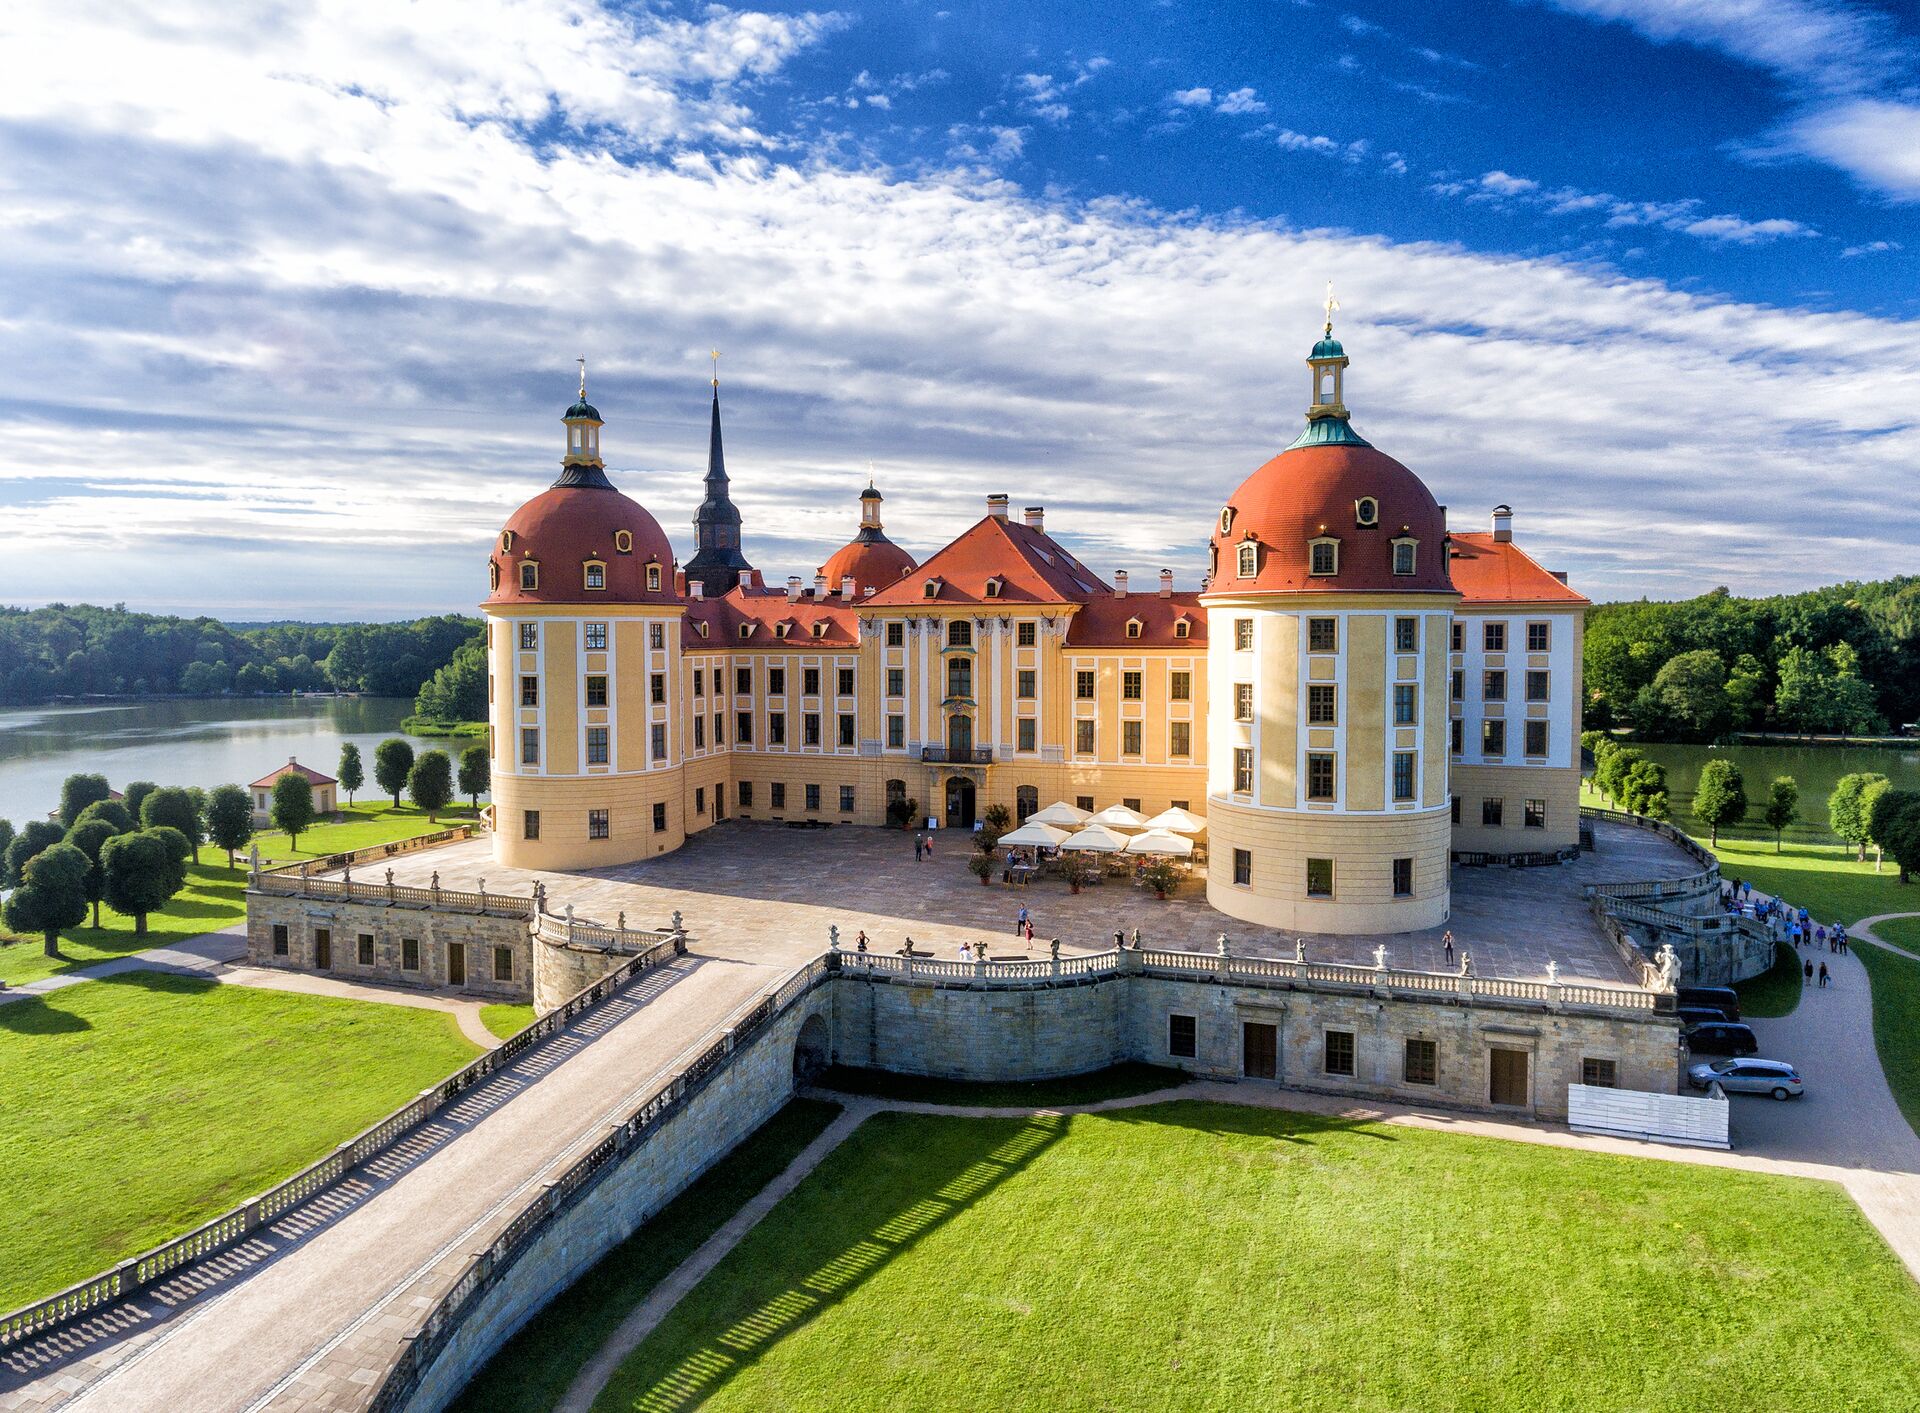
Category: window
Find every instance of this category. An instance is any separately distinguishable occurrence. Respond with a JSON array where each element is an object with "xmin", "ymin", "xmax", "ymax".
[
  {"xmin": 1526, "ymin": 670, "xmax": 1550, "ymax": 703},
  {"xmin": 521, "ymin": 728, "xmax": 539, "ymax": 765},
  {"xmin": 1233, "ymin": 747, "xmax": 1253, "ymax": 794},
  {"xmin": 1482, "ymin": 719, "xmax": 1506, "ymax": 757},
  {"xmin": 692, "ymin": 717, "xmax": 705, "ymax": 750},
  {"xmin": 1076, "ymin": 795, "xmax": 1095, "ymax": 811},
  {"xmin": 1238, "ymin": 542, "xmax": 1259, "ymax": 578},
  {"xmin": 1306, "ymin": 753, "xmax": 1336, "ymax": 801},
  {"xmin": 1323, "ymin": 1028, "xmax": 1354, "ymax": 1075},
  {"xmin": 1219, "ymin": 506, "xmax": 1234, "ymax": 535},
  {"xmin": 1170, "ymin": 721, "xmax": 1191, "ymax": 757},
  {"xmin": 650, "ymin": 623, "xmax": 665, "ymax": 650},
  {"xmin": 489, "ymin": 560, "xmax": 501, "ymax": 591},
  {"xmin": 840, "ymin": 785, "xmax": 856, "ymax": 813},
  {"xmin": 733, "ymin": 666, "xmax": 749, "ymax": 696},
  {"xmin": 769, "ymin": 713, "xmax": 786, "ymax": 745},
  {"xmin": 1308, "ymin": 618, "xmax": 1336, "ymax": 653},
  {"xmin": 586, "ymin": 675, "xmax": 608, "ymax": 707},
  {"xmin": 519, "ymin": 623, "xmax": 537, "ymax": 650},
  {"xmin": 1355, "ymin": 497, "xmax": 1378, "ymax": 526},
  {"xmin": 888, "ymin": 715, "xmax": 905, "ymax": 748},
  {"xmin": 1483, "ymin": 622, "xmax": 1506, "ymax": 652},
  {"xmin": 588, "ymin": 808, "xmax": 609, "ymax": 839},
  {"xmin": 1451, "ymin": 795, "xmax": 1461, "ymax": 824},
  {"xmin": 520, "ymin": 675, "xmax": 539, "ymax": 707},
  {"xmin": 653, "ymin": 801, "xmax": 667, "ymax": 831},
  {"xmin": 1018, "ymin": 621, "xmax": 1036, "ymax": 646},
  {"xmin": 1482, "ymin": 797, "xmax": 1504, "ymax": 827},
  {"xmin": 584, "ymin": 561, "xmax": 605, "ymax": 590},
  {"xmin": 402, "ymin": 937, "xmax": 420, "ymax": 971},
  {"xmin": 838, "ymin": 714, "xmax": 855, "ymax": 747},
  {"xmin": 1525, "ymin": 720, "xmax": 1549, "ymax": 757},
  {"xmin": 1308, "ymin": 540, "xmax": 1337, "ymax": 576},
  {"xmin": 1233, "ymin": 848, "xmax": 1252, "ymax": 886},
  {"xmin": 1451, "ymin": 669, "xmax": 1464, "ymax": 701},
  {"xmin": 587, "ymin": 726, "xmax": 609, "ymax": 765},
  {"xmin": 1581, "ymin": 1058, "xmax": 1618, "ymax": 1088},
  {"xmin": 1125, "ymin": 619, "xmax": 1142, "ymax": 639},
  {"xmin": 1391, "ymin": 539, "xmax": 1417, "ymax": 576},
  {"xmin": 651, "ymin": 722, "xmax": 668, "ymax": 760},
  {"xmin": 805, "ymin": 783, "xmax": 821, "ymax": 812},
  {"xmin": 1171, "ymin": 670, "xmax": 1191, "ymax": 701},
  {"xmin": 1393, "ymin": 752, "xmax": 1416, "ymax": 801},
  {"xmin": 614, "ymin": 529, "xmax": 632, "ymax": 554},
  {"xmin": 770, "ymin": 783, "xmax": 786, "ymax": 810},
  {"xmin": 272, "ymin": 923, "xmax": 289, "ymax": 956},
  {"xmin": 1122, "ymin": 721, "xmax": 1143, "ymax": 756},
  {"xmin": 1450, "ymin": 622, "xmax": 1463, "ymax": 652},
  {"xmin": 1393, "ymin": 683, "xmax": 1417, "ymax": 726},
  {"xmin": 887, "ymin": 622, "xmax": 905, "ymax": 646},
  {"xmin": 1018, "ymin": 718, "xmax": 1037, "ymax": 751},
  {"xmin": 650, "ymin": 672, "xmax": 666, "ymax": 704},
  {"xmin": 494, "ymin": 947, "xmax": 514, "ymax": 982},
  {"xmin": 694, "ymin": 788, "xmax": 705, "ymax": 816},
  {"xmin": 1168, "ymin": 1014, "xmax": 1197, "ymax": 1059},
  {"xmin": 1122, "ymin": 670, "xmax": 1142, "ymax": 701},
  {"xmin": 804, "ymin": 713, "xmax": 821, "ymax": 747},
  {"xmin": 1307, "ymin": 683, "xmax": 1334, "ymax": 724},
  {"xmin": 1450, "ymin": 718, "xmax": 1464, "ymax": 754},
  {"xmin": 714, "ymin": 711, "xmax": 724, "ymax": 746},
  {"xmin": 803, "ymin": 667, "xmax": 820, "ymax": 696},
  {"xmin": 838, "ymin": 667, "xmax": 855, "ymax": 696},
  {"xmin": 1404, "ymin": 1037, "xmax": 1437, "ymax": 1085},
  {"xmin": 692, "ymin": 670, "xmax": 705, "ymax": 698},
  {"xmin": 737, "ymin": 711, "xmax": 753, "ymax": 744},
  {"xmin": 1395, "ymin": 617, "xmax": 1418, "ymax": 653},
  {"xmin": 1527, "ymin": 621, "xmax": 1551, "ymax": 652},
  {"xmin": 1017, "ymin": 669, "xmax": 1035, "ymax": 699},
  {"xmin": 585, "ymin": 622, "xmax": 607, "ymax": 651},
  {"xmin": 947, "ymin": 620, "xmax": 972, "ymax": 648},
  {"xmin": 771, "ymin": 668, "xmax": 788, "ymax": 695},
  {"xmin": 519, "ymin": 561, "xmax": 539, "ymax": 590},
  {"xmin": 1393, "ymin": 856, "xmax": 1414, "ymax": 897},
  {"xmin": 888, "ymin": 668, "xmax": 905, "ymax": 696},
  {"xmin": 1075, "ymin": 670, "xmax": 1096, "ymax": 700},
  {"xmin": 1075, "ymin": 719, "xmax": 1096, "ymax": 754},
  {"xmin": 1235, "ymin": 618, "xmax": 1254, "ymax": 651},
  {"xmin": 358, "ymin": 933, "xmax": 375, "ymax": 966},
  {"xmin": 523, "ymin": 809, "xmax": 540, "ymax": 840},
  {"xmin": 1175, "ymin": 619, "xmax": 1191, "ymax": 639},
  {"xmin": 1483, "ymin": 670, "xmax": 1506, "ymax": 701},
  {"xmin": 1524, "ymin": 798, "xmax": 1547, "ymax": 829},
  {"xmin": 739, "ymin": 782, "xmax": 754, "ymax": 808}
]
